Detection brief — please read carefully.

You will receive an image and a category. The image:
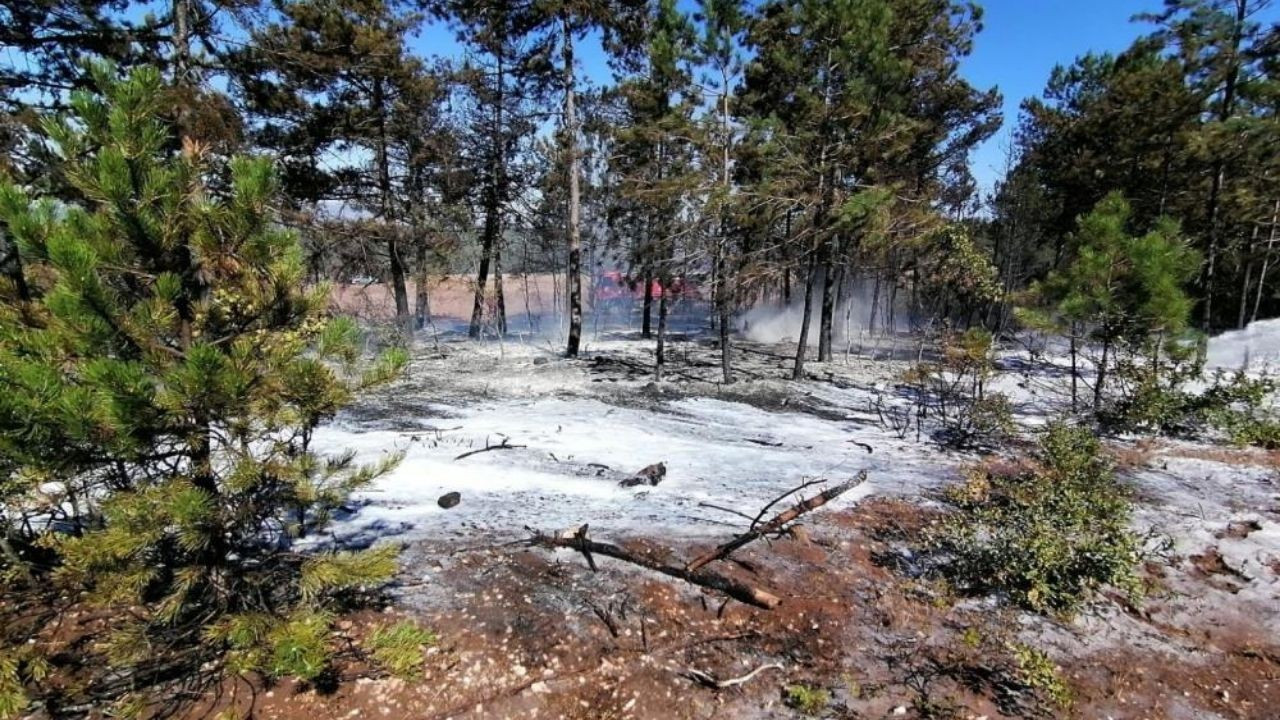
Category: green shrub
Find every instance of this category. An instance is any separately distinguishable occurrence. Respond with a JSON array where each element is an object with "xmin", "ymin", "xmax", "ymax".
[
  {"xmin": 784, "ymin": 683, "xmax": 830, "ymax": 715},
  {"xmin": 1008, "ymin": 642, "xmax": 1071, "ymax": 708},
  {"xmin": 1104, "ymin": 351, "xmax": 1280, "ymax": 448},
  {"xmin": 367, "ymin": 620, "xmax": 437, "ymax": 679},
  {"xmin": 931, "ymin": 422, "xmax": 1142, "ymax": 613},
  {"xmin": 902, "ymin": 329, "xmax": 1014, "ymax": 450}
]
